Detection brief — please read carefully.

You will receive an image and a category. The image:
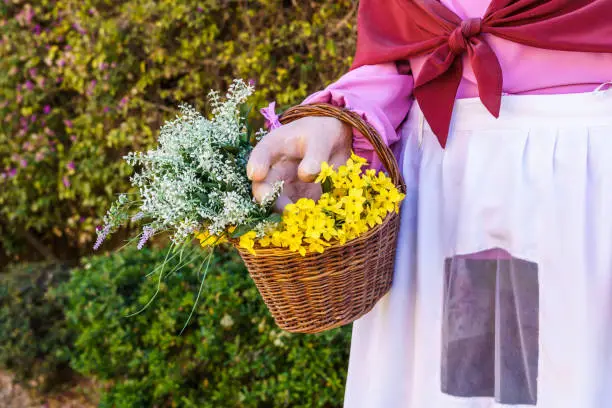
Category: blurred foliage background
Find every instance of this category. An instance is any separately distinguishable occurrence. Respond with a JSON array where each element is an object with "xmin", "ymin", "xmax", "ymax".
[
  {"xmin": 0, "ymin": 0, "xmax": 357, "ymax": 406},
  {"xmin": 0, "ymin": 0, "xmax": 357, "ymax": 263}
]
